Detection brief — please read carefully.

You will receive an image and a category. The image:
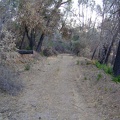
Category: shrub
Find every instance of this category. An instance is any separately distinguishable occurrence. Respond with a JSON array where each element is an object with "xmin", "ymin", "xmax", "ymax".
[
  {"xmin": 71, "ymin": 41, "xmax": 86, "ymax": 56},
  {"xmin": 53, "ymin": 41, "xmax": 70, "ymax": 53},
  {"xmin": 43, "ymin": 48, "xmax": 57, "ymax": 57},
  {"xmin": 24, "ymin": 64, "xmax": 30, "ymax": 71},
  {"xmin": 0, "ymin": 65, "xmax": 23, "ymax": 95}
]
